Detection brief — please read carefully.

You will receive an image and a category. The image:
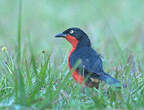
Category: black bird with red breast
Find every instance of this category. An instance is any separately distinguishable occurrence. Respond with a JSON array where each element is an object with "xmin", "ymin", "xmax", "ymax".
[{"xmin": 55, "ymin": 27, "xmax": 121, "ymax": 88}]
